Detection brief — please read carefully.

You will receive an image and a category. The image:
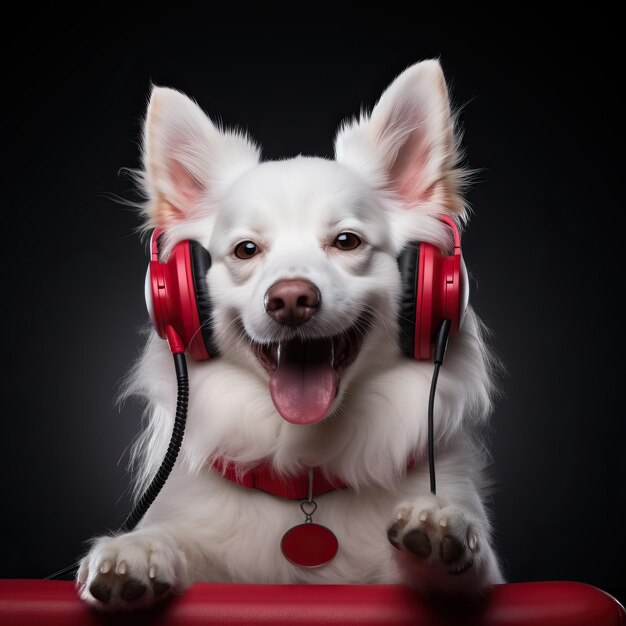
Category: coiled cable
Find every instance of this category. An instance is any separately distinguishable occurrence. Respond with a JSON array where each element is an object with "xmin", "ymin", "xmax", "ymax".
[{"xmin": 45, "ymin": 352, "xmax": 189, "ymax": 580}]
